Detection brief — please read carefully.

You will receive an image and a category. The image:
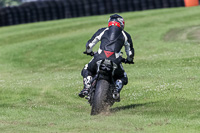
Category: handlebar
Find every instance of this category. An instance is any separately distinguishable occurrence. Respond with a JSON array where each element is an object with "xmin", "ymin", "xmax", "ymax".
[
  {"xmin": 83, "ymin": 51, "xmax": 134, "ymax": 64},
  {"xmin": 83, "ymin": 51, "xmax": 95, "ymax": 56}
]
